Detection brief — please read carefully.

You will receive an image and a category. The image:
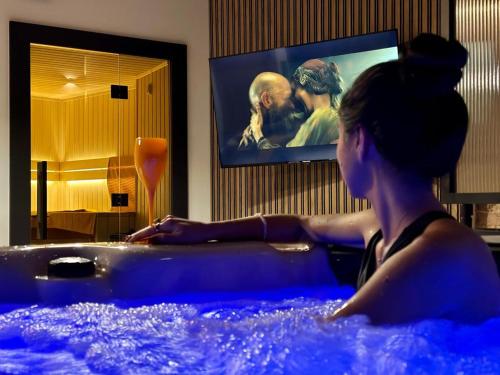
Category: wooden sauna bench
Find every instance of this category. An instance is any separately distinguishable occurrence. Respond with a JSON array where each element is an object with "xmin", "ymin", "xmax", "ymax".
[{"xmin": 31, "ymin": 211, "xmax": 136, "ymax": 244}]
